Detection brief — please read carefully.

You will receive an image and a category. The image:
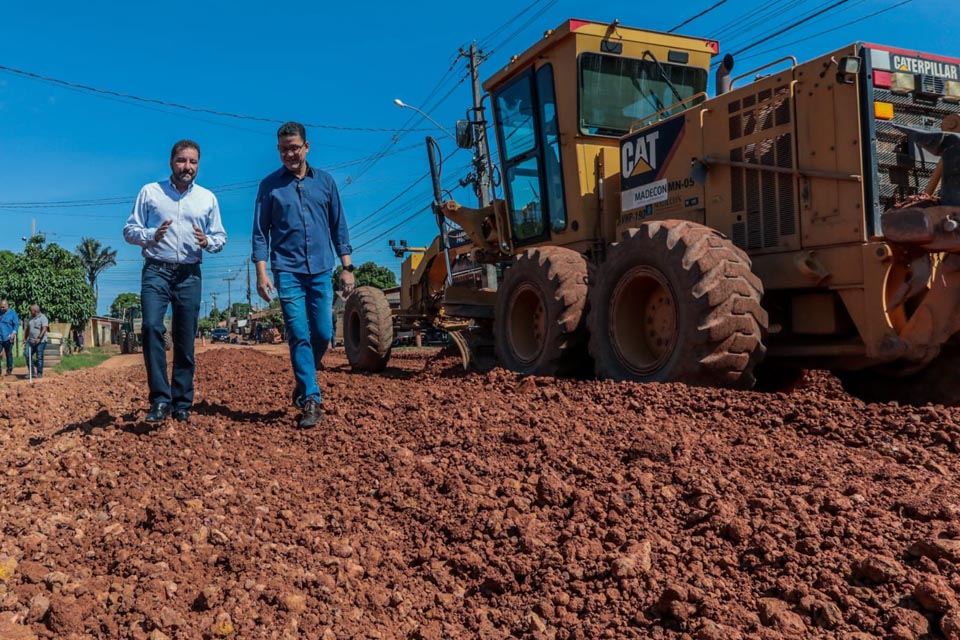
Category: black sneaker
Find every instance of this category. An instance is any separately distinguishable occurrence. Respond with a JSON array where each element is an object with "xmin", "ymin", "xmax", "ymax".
[
  {"xmin": 298, "ymin": 399, "xmax": 322, "ymax": 429},
  {"xmin": 145, "ymin": 402, "xmax": 171, "ymax": 423},
  {"xmin": 172, "ymin": 409, "xmax": 191, "ymax": 422},
  {"xmin": 292, "ymin": 386, "xmax": 304, "ymax": 408}
]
